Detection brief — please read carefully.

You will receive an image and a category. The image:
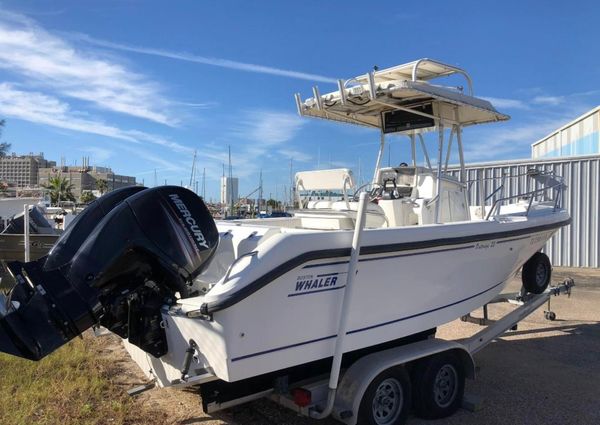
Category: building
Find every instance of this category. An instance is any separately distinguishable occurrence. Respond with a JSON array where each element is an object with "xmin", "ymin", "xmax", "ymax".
[
  {"xmin": 38, "ymin": 164, "xmax": 136, "ymax": 199},
  {"xmin": 532, "ymin": 105, "xmax": 600, "ymax": 159},
  {"xmin": 220, "ymin": 176, "xmax": 239, "ymax": 206},
  {"xmin": 0, "ymin": 152, "xmax": 56, "ymax": 188}
]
